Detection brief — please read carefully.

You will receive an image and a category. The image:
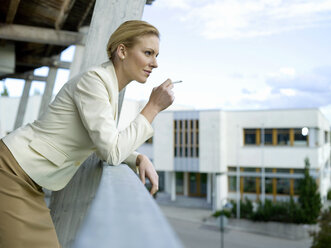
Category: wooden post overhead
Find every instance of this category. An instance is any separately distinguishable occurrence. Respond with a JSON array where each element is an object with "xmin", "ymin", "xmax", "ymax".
[
  {"xmin": 6, "ymin": 0, "xmax": 21, "ymax": 24},
  {"xmin": 0, "ymin": 24, "xmax": 85, "ymax": 46}
]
